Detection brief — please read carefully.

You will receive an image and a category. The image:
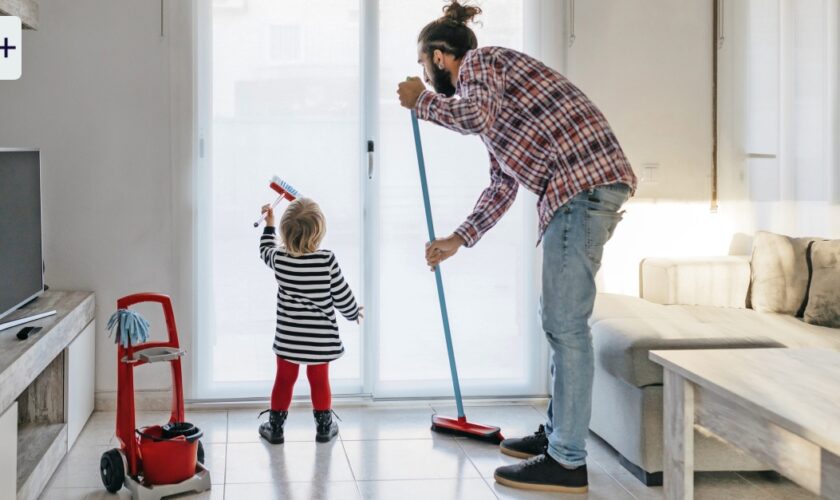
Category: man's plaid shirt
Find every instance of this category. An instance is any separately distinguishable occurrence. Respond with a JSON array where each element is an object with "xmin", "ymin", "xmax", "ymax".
[{"xmin": 415, "ymin": 46, "xmax": 637, "ymax": 246}]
